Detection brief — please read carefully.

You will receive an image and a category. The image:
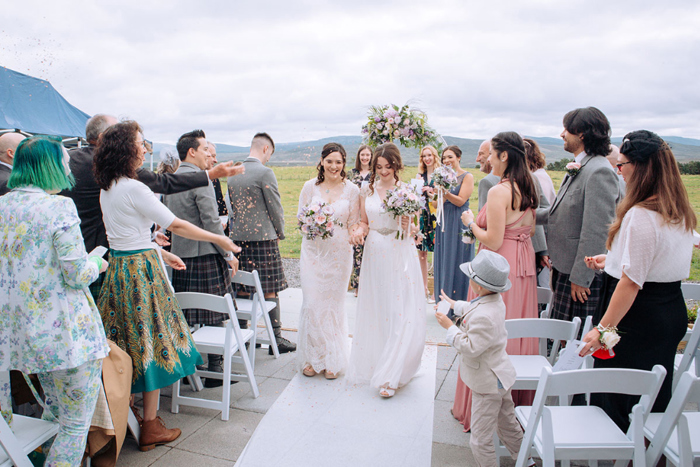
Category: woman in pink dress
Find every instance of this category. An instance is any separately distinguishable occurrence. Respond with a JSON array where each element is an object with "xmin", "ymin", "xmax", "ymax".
[{"xmin": 449, "ymin": 131, "xmax": 539, "ymax": 431}]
